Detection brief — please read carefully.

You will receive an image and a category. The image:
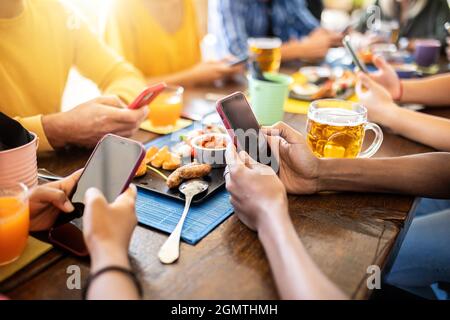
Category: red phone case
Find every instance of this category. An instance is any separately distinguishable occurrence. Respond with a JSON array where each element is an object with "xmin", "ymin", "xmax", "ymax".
[
  {"xmin": 216, "ymin": 92, "xmax": 251, "ymax": 148},
  {"xmin": 128, "ymin": 82, "xmax": 167, "ymax": 110}
]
